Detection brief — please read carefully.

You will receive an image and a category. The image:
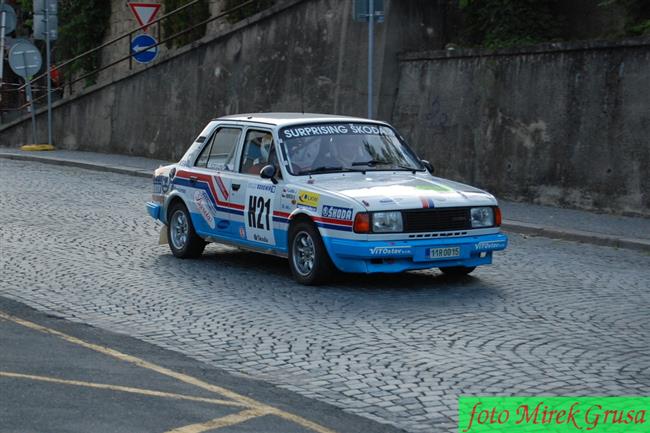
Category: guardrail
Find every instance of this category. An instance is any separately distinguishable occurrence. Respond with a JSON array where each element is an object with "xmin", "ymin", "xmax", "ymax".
[{"xmin": 1, "ymin": 0, "xmax": 265, "ymax": 112}]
